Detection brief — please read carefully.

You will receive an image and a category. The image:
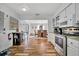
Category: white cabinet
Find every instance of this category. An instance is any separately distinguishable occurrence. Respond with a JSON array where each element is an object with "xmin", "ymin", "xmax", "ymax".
[
  {"xmin": 55, "ymin": 4, "xmax": 76, "ymax": 27},
  {"xmin": 0, "ymin": 11, "xmax": 13, "ymax": 52},
  {"xmin": 48, "ymin": 19, "xmax": 53, "ymax": 32},
  {"xmin": 0, "ymin": 11, "xmax": 4, "ymax": 33},
  {"xmin": 48, "ymin": 33, "xmax": 55, "ymax": 45},
  {"xmin": 59, "ymin": 10, "xmax": 66, "ymax": 27},
  {"xmin": 66, "ymin": 4, "xmax": 75, "ymax": 19},
  {"xmin": 0, "ymin": 11, "xmax": 10, "ymax": 34},
  {"xmin": 52, "ymin": 18, "xmax": 56, "ymax": 27},
  {"xmin": 67, "ymin": 38, "xmax": 79, "ymax": 56},
  {"xmin": 4, "ymin": 14, "xmax": 10, "ymax": 33},
  {"xmin": 66, "ymin": 4, "xmax": 76, "ymax": 26},
  {"xmin": 59, "ymin": 10, "xmax": 66, "ymax": 20},
  {"xmin": 76, "ymin": 3, "xmax": 79, "ymax": 23},
  {"xmin": 54, "ymin": 3, "xmax": 79, "ymax": 28},
  {"xmin": 67, "ymin": 46, "xmax": 79, "ymax": 56}
]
